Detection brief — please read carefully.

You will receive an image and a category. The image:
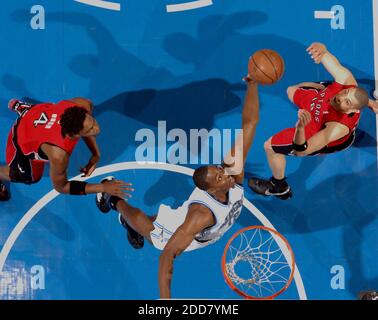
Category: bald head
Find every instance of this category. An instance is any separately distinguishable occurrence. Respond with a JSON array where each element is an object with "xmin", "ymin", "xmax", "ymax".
[{"xmin": 352, "ymin": 87, "xmax": 369, "ymax": 110}]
